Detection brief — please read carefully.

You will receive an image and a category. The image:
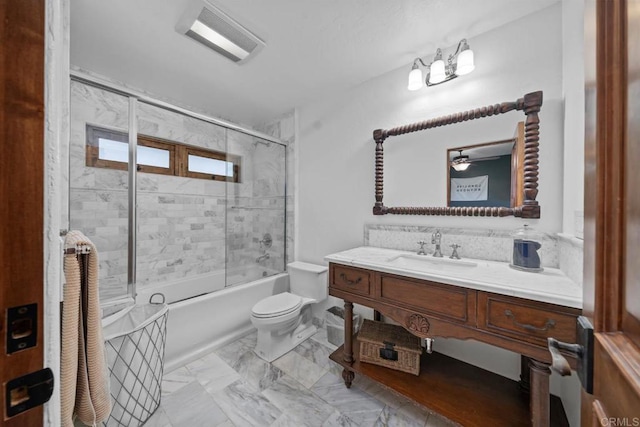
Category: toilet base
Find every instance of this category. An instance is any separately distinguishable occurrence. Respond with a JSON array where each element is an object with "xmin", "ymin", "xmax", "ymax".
[{"xmin": 253, "ymin": 322, "xmax": 317, "ymax": 362}]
